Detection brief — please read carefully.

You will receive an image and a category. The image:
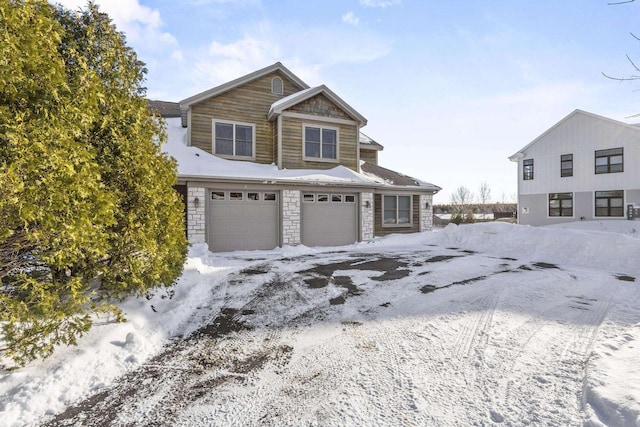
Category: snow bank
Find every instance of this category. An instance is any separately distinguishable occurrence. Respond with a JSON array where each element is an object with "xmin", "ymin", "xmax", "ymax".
[{"xmin": 370, "ymin": 221, "xmax": 640, "ymax": 275}]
